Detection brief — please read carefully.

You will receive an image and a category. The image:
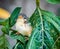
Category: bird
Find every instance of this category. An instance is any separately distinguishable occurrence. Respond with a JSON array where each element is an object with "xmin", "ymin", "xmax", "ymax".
[
  {"xmin": 0, "ymin": 8, "xmax": 32, "ymax": 37},
  {"xmin": 15, "ymin": 14, "xmax": 32, "ymax": 37}
]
